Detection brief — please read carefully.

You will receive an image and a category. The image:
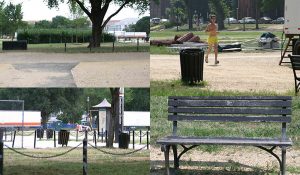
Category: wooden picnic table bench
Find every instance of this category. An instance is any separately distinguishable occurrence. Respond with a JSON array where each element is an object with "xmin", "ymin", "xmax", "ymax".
[
  {"xmin": 157, "ymin": 96, "xmax": 293, "ymax": 175},
  {"xmin": 289, "ymin": 54, "xmax": 300, "ymax": 94}
]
